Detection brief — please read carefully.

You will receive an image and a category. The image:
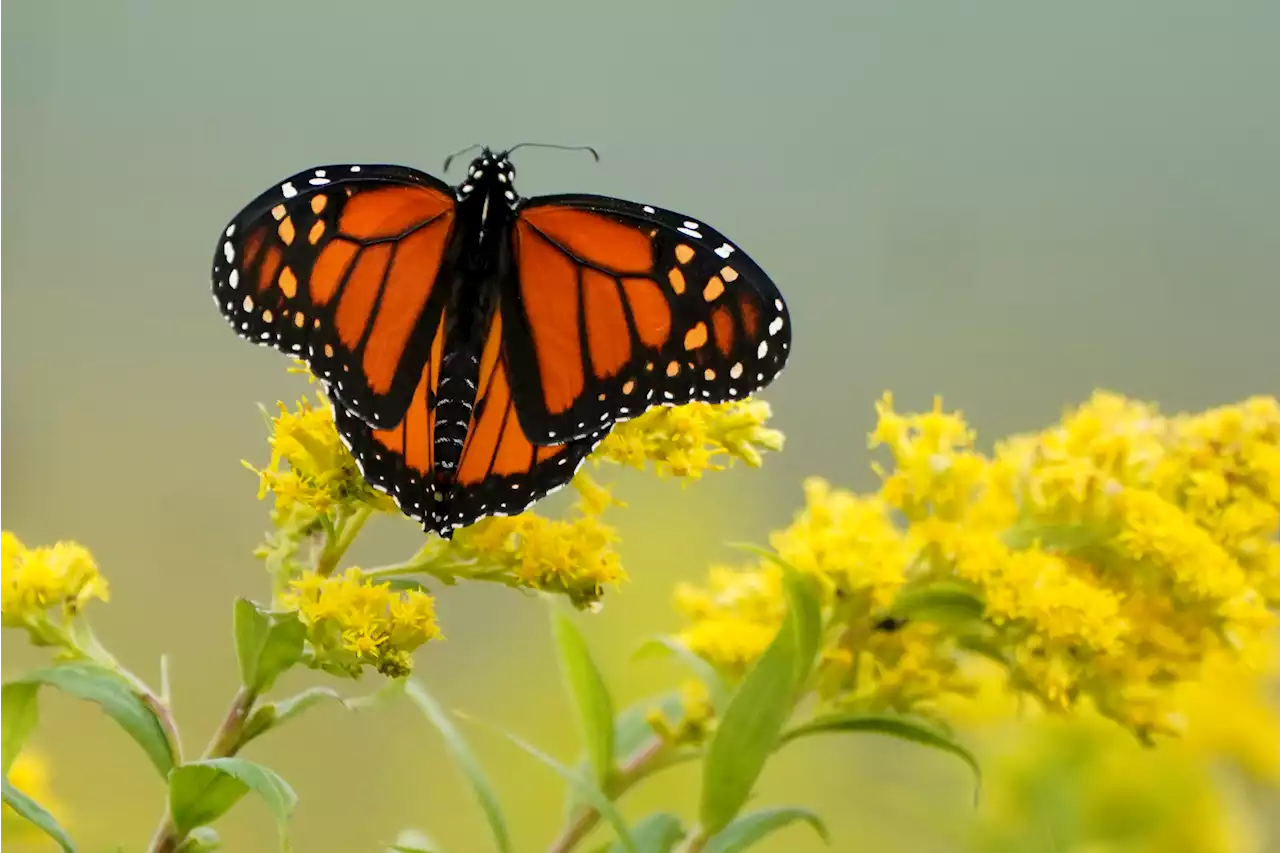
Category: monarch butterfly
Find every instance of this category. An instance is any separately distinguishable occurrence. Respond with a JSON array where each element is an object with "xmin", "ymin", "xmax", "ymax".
[{"xmin": 212, "ymin": 146, "xmax": 791, "ymax": 536}]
